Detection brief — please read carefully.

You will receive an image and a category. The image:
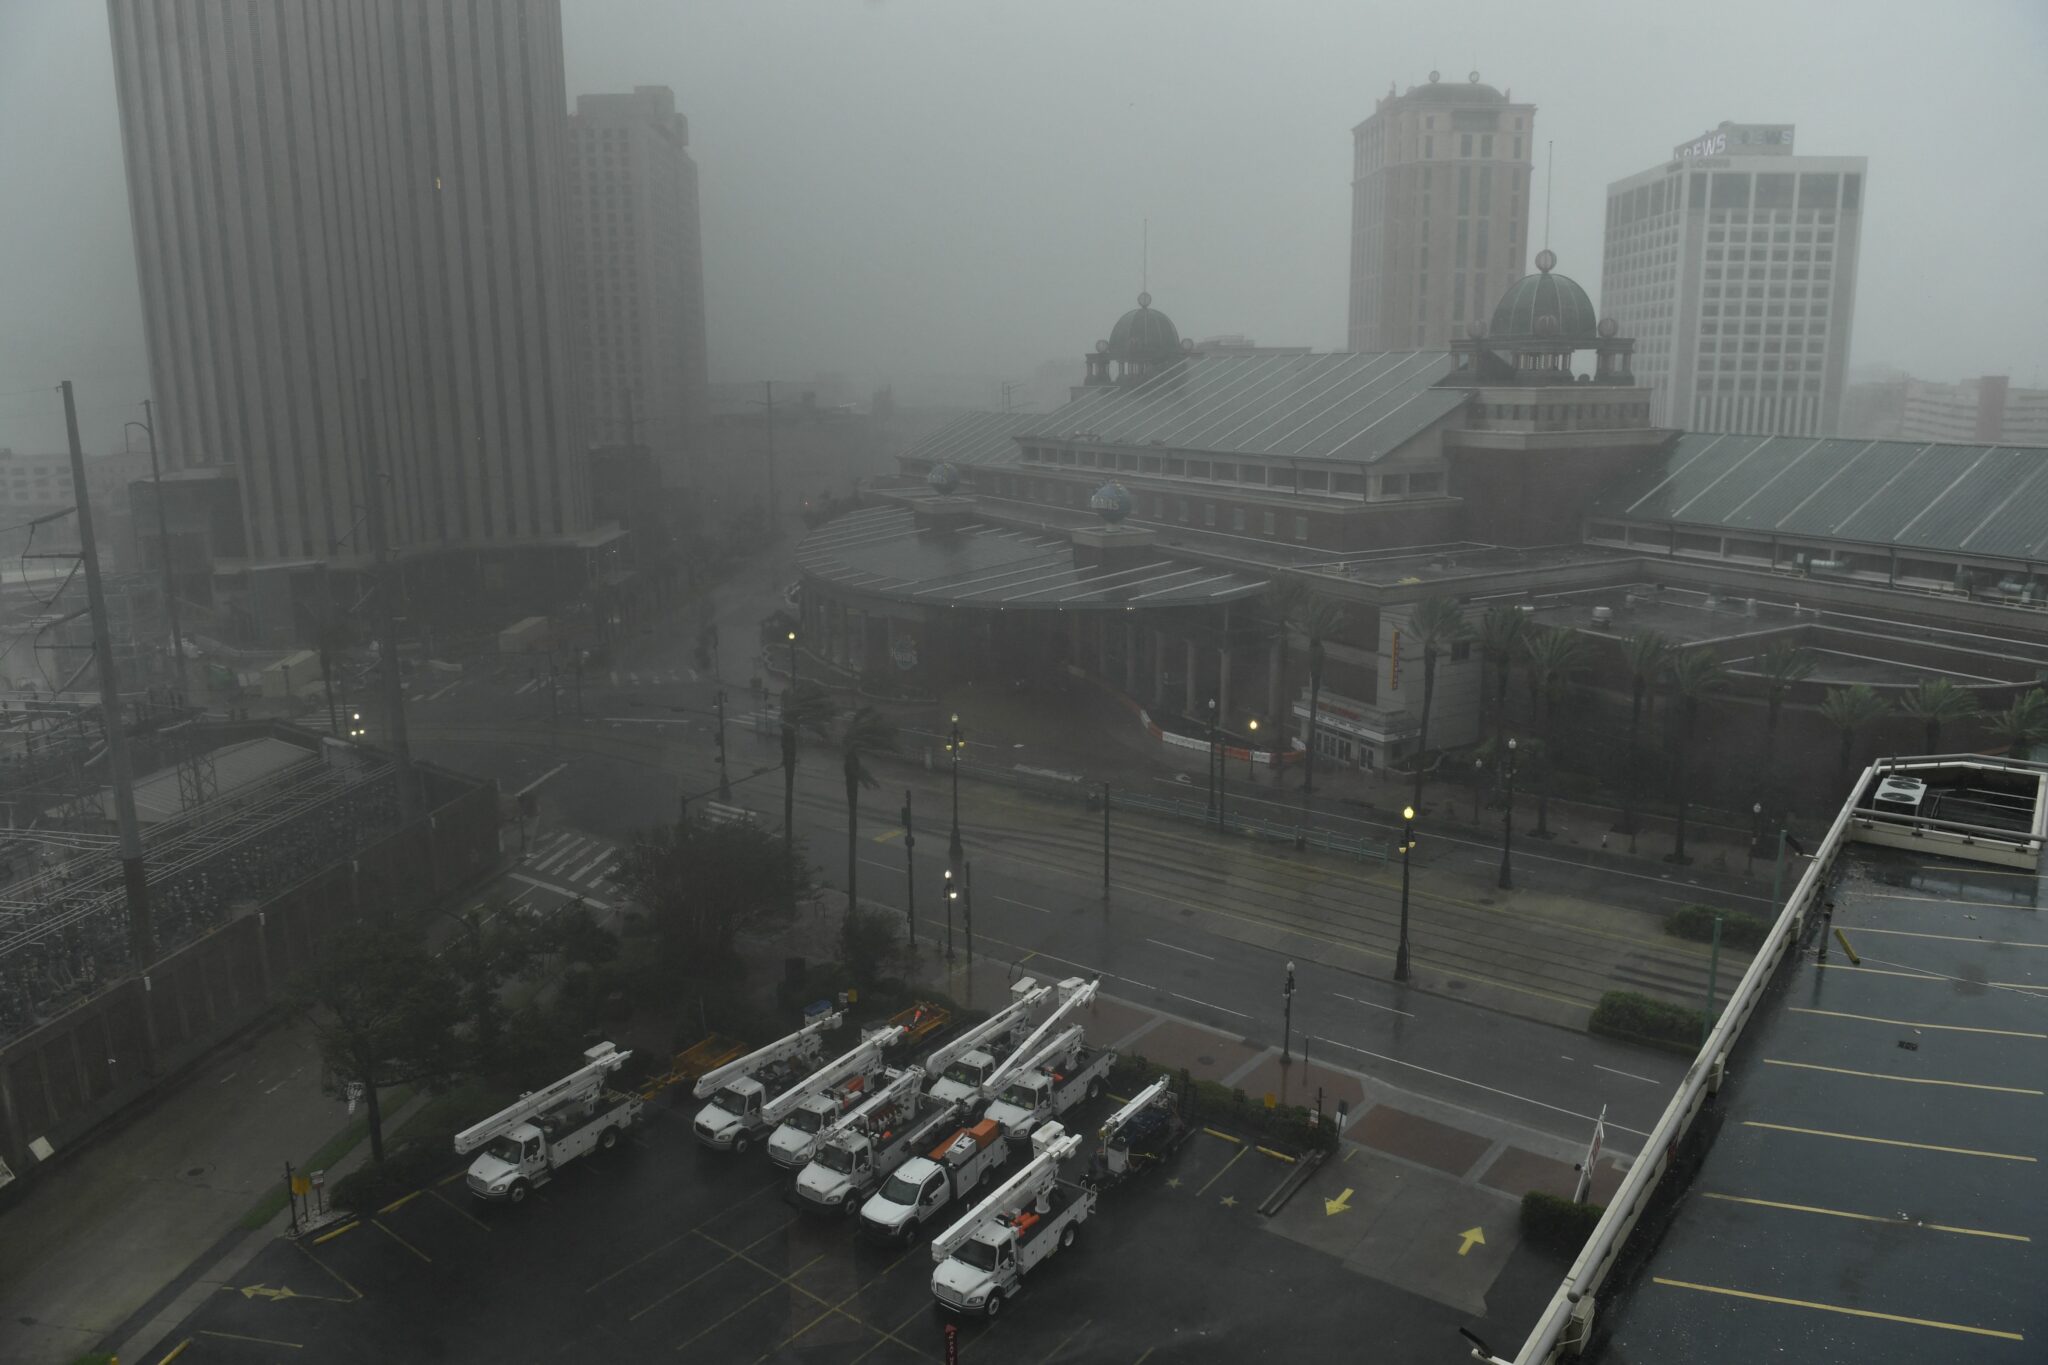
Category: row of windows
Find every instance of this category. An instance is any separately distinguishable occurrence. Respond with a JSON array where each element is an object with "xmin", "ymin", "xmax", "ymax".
[{"xmin": 989, "ymin": 472, "xmax": 1321, "ymax": 542}]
